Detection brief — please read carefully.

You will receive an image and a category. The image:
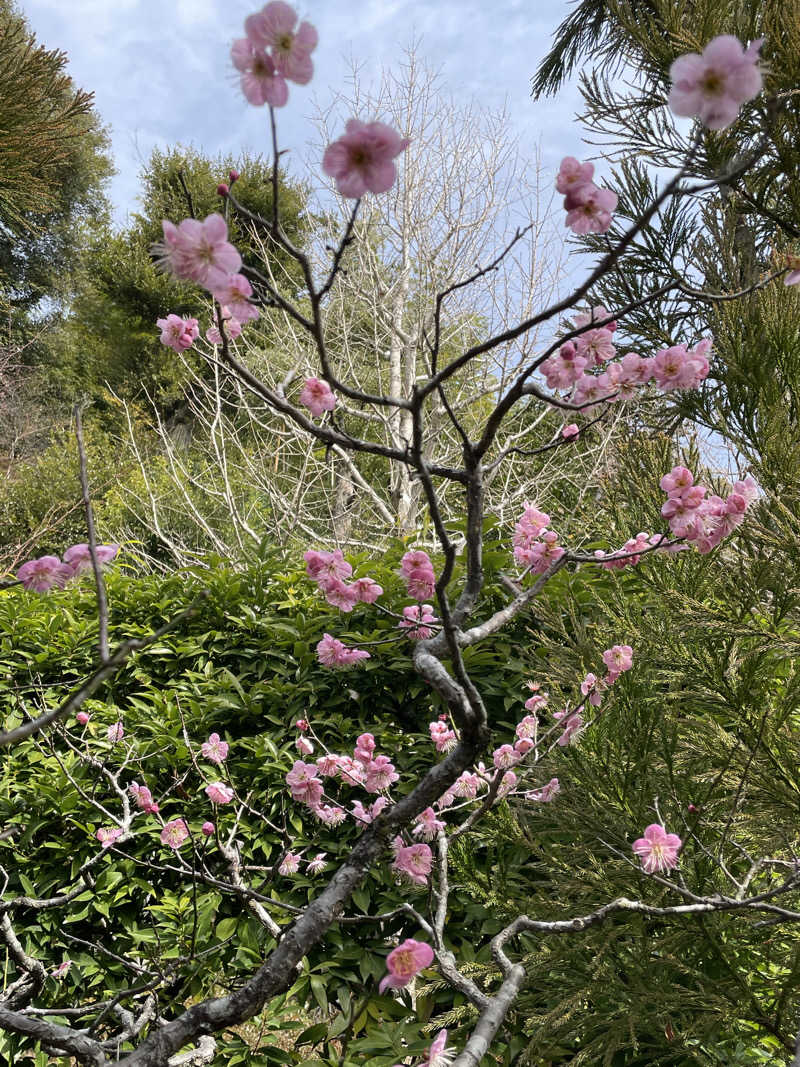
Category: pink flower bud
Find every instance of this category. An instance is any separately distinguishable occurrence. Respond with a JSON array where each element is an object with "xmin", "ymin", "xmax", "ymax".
[
  {"xmin": 76, "ymin": 712, "xmax": 90, "ymax": 726},
  {"xmin": 229, "ymin": 169, "xmax": 240, "ymax": 183},
  {"xmin": 217, "ymin": 182, "xmax": 229, "ymax": 197},
  {"xmin": 201, "ymin": 821, "xmax": 215, "ymax": 836}
]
